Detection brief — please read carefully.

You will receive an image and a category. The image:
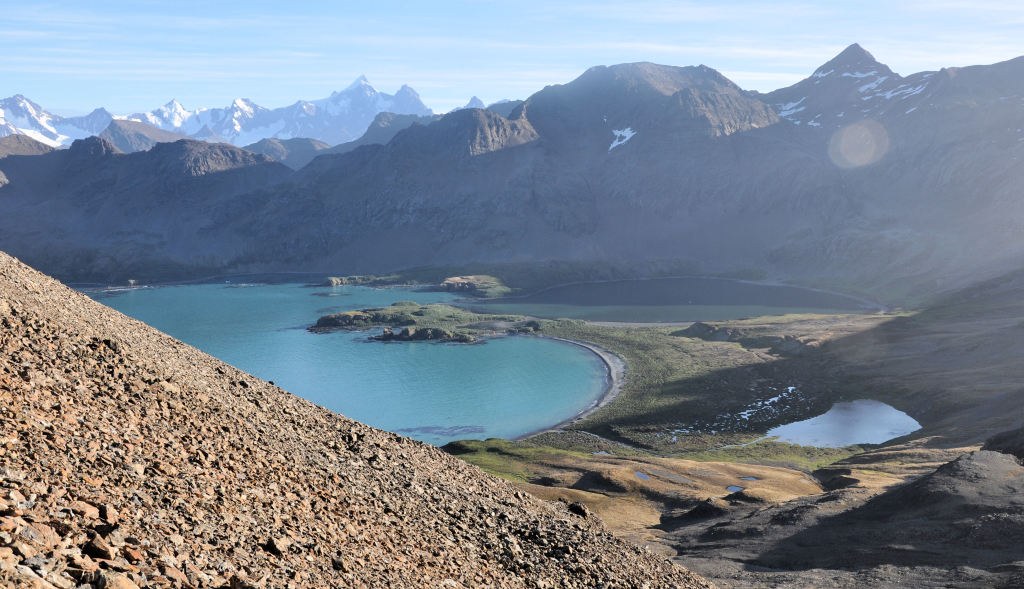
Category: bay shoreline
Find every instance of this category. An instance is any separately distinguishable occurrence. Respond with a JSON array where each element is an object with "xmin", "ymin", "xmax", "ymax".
[{"xmin": 512, "ymin": 335, "xmax": 626, "ymax": 441}]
